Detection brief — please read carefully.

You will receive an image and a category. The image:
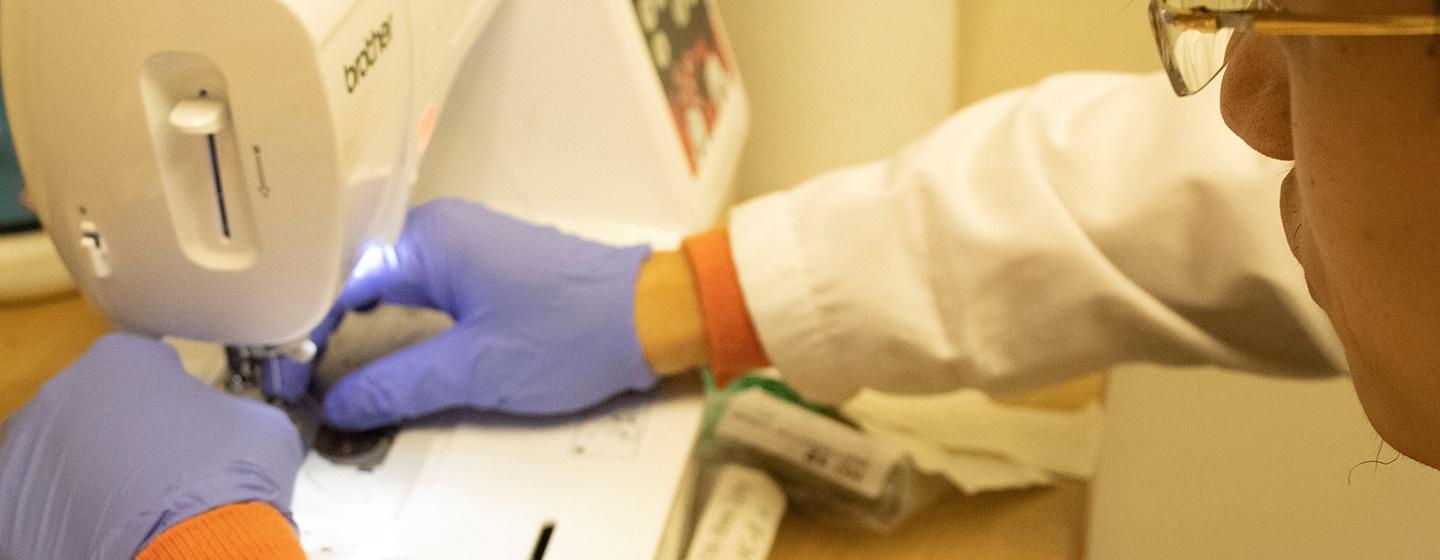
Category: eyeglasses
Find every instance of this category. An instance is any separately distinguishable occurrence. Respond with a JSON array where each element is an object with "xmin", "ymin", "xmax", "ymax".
[{"xmin": 1150, "ymin": 0, "xmax": 1440, "ymax": 96}]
